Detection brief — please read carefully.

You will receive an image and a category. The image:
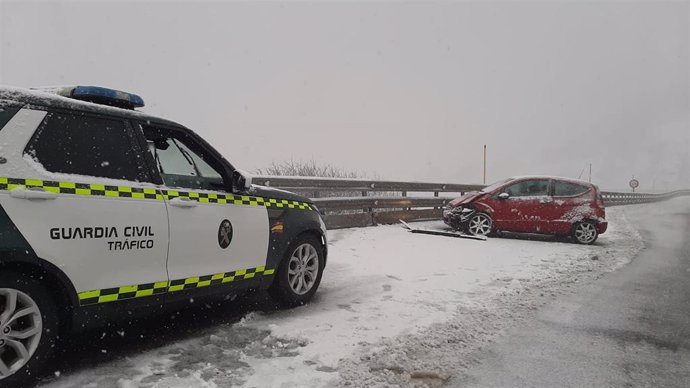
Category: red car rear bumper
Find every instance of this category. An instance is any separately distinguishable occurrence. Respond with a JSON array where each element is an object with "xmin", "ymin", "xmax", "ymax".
[{"xmin": 597, "ymin": 220, "xmax": 608, "ymax": 234}]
